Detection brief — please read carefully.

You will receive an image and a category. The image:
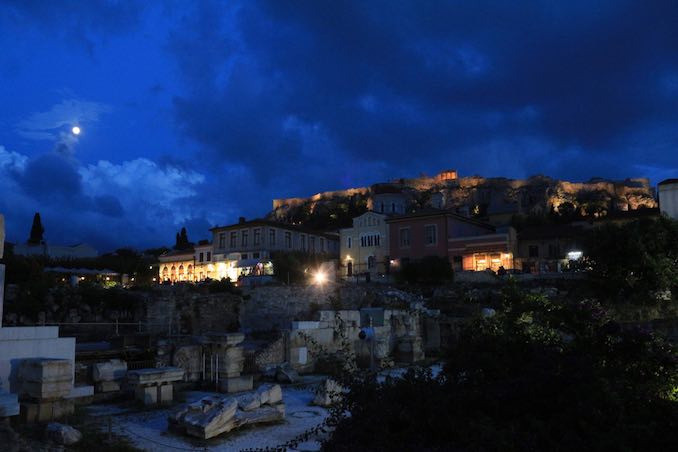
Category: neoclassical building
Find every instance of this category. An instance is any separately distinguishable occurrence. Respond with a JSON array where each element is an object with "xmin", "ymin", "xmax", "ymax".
[
  {"xmin": 158, "ymin": 241, "xmax": 214, "ymax": 283},
  {"xmin": 340, "ymin": 211, "xmax": 390, "ymax": 278}
]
